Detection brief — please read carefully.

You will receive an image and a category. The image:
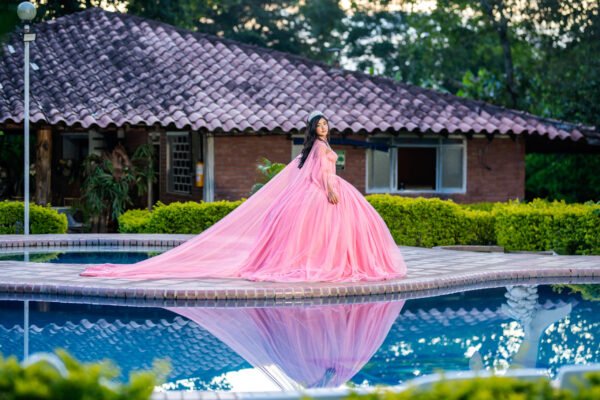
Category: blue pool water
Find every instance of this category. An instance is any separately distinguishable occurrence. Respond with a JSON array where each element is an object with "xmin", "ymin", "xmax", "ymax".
[
  {"xmin": 0, "ymin": 284, "xmax": 598, "ymax": 391},
  {"xmin": 0, "ymin": 248, "xmax": 166, "ymax": 264}
]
